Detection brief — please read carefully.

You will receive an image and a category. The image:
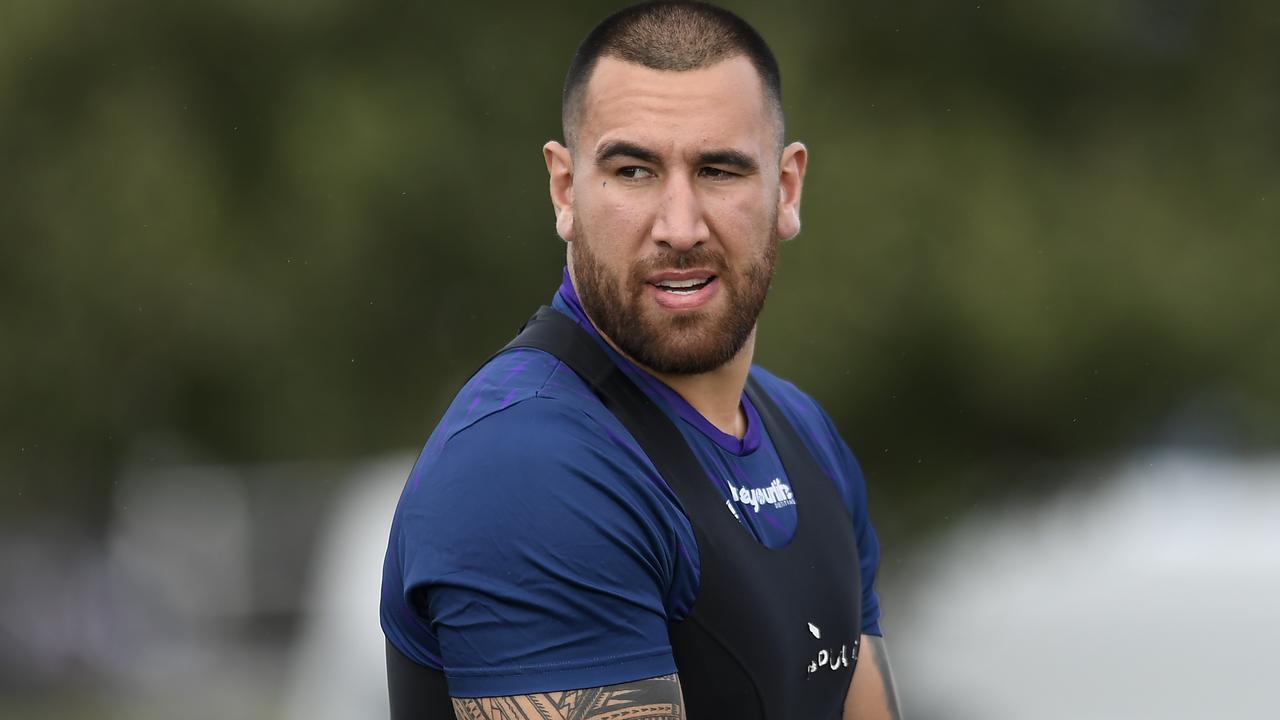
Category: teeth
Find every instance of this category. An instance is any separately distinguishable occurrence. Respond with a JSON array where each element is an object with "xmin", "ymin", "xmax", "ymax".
[{"xmin": 656, "ymin": 278, "xmax": 709, "ymax": 289}]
